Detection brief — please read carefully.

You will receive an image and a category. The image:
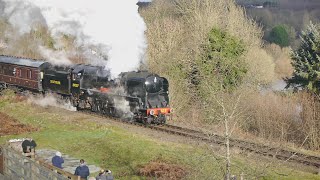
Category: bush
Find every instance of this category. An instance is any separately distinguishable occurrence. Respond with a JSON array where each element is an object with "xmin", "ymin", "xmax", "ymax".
[
  {"xmin": 268, "ymin": 25, "xmax": 290, "ymax": 47},
  {"xmin": 265, "ymin": 44, "xmax": 293, "ymax": 78},
  {"xmin": 199, "ymin": 28, "xmax": 246, "ymax": 90},
  {"xmin": 241, "ymin": 90, "xmax": 320, "ymax": 150}
]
